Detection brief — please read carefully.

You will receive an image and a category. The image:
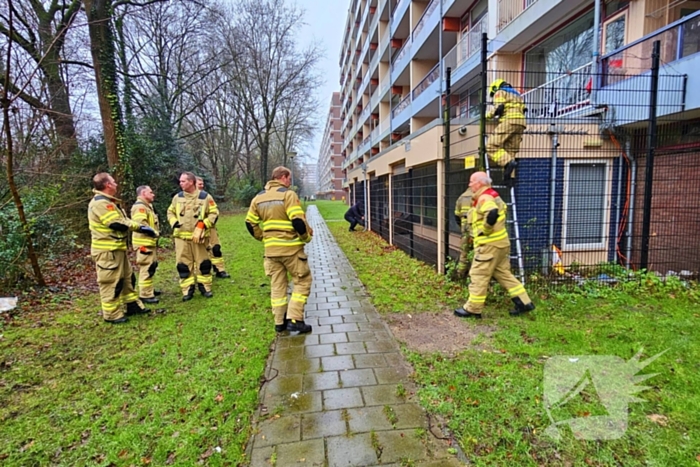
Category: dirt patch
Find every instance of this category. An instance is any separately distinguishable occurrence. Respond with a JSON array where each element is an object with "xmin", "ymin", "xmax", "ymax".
[{"xmin": 384, "ymin": 309, "xmax": 496, "ymax": 357}]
